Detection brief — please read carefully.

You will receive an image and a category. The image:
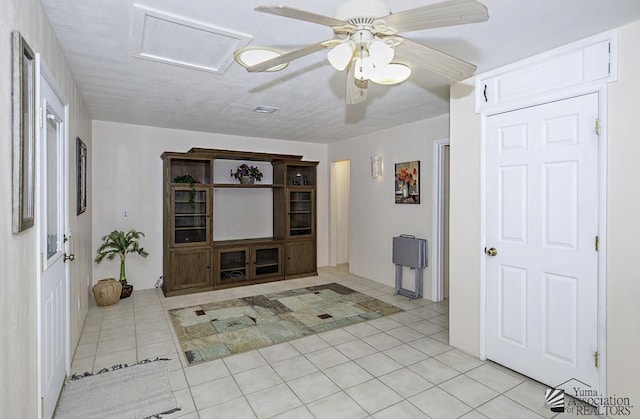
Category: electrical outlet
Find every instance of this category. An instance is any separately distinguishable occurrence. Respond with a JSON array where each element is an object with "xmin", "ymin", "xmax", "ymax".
[{"xmin": 122, "ymin": 210, "xmax": 129, "ymax": 220}]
